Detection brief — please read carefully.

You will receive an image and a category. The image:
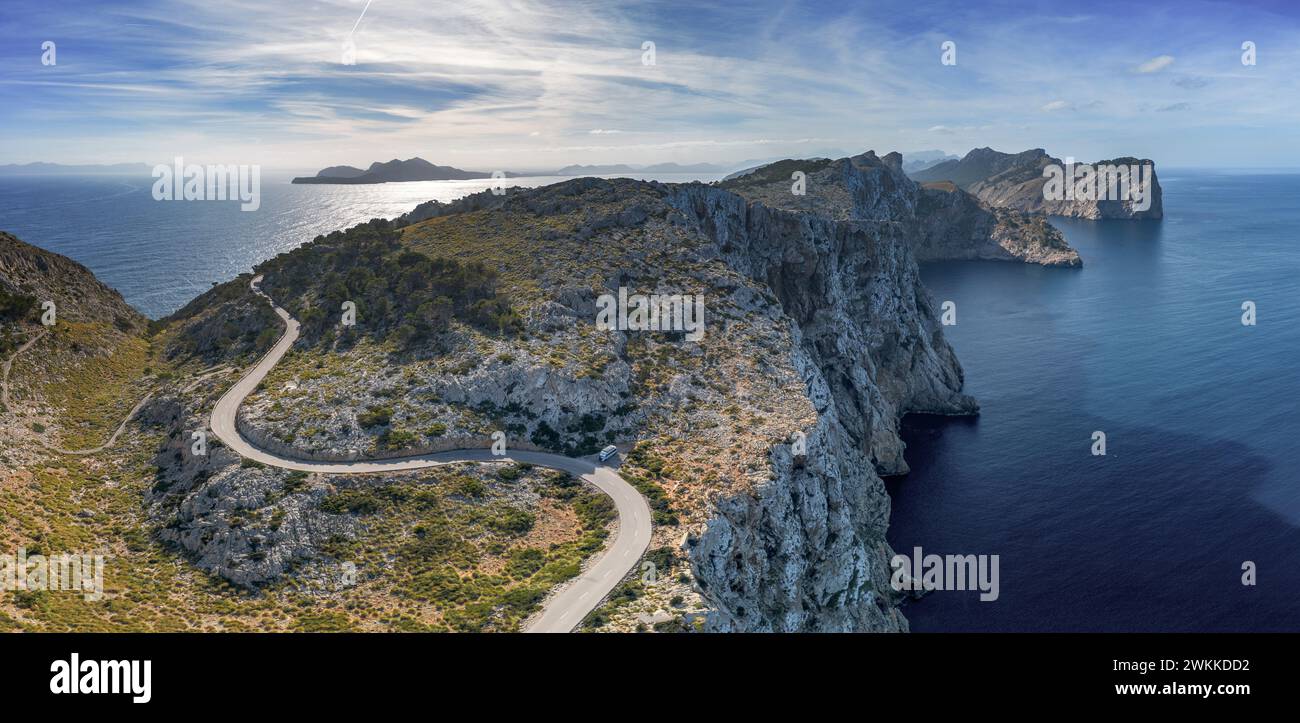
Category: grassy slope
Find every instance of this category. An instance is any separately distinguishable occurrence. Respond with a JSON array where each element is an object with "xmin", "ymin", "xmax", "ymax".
[
  {"xmin": 29, "ymin": 321, "xmax": 153, "ymax": 450},
  {"xmin": 2, "ymin": 419, "xmax": 613, "ymax": 631},
  {"xmin": 1, "ymin": 260, "xmax": 613, "ymax": 632},
  {"xmin": 310, "ymin": 464, "xmax": 614, "ymax": 632}
]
